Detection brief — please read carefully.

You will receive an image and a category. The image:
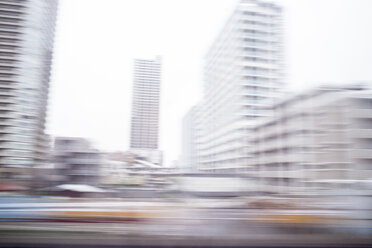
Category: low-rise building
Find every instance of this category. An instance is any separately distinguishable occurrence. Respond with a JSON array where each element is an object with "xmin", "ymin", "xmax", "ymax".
[
  {"xmin": 249, "ymin": 84, "xmax": 372, "ymax": 195},
  {"xmin": 53, "ymin": 137, "xmax": 101, "ymax": 186}
]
